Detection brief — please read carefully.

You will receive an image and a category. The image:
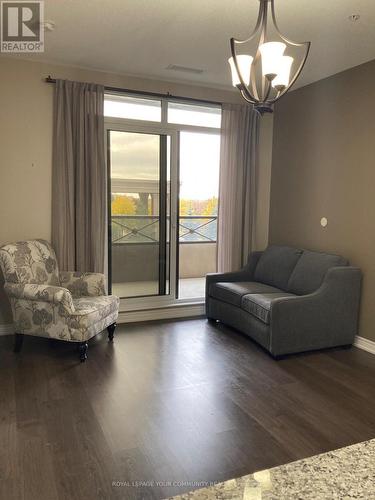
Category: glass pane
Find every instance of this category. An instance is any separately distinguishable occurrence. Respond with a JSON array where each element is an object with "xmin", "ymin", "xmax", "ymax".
[
  {"xmin": 168, "ymin": 102, "xmax": 221, "ymax": 128},
  {"xmin": 178, "ymin": 132, "xmax": 220, "ymax": 299},
  {"xmin": 105, "ymin": 94, "xmax": 162, "ymax": 122},
  {"xmin": 109, "ymin": 131, "xmax": 170, "ymax": 298}
]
